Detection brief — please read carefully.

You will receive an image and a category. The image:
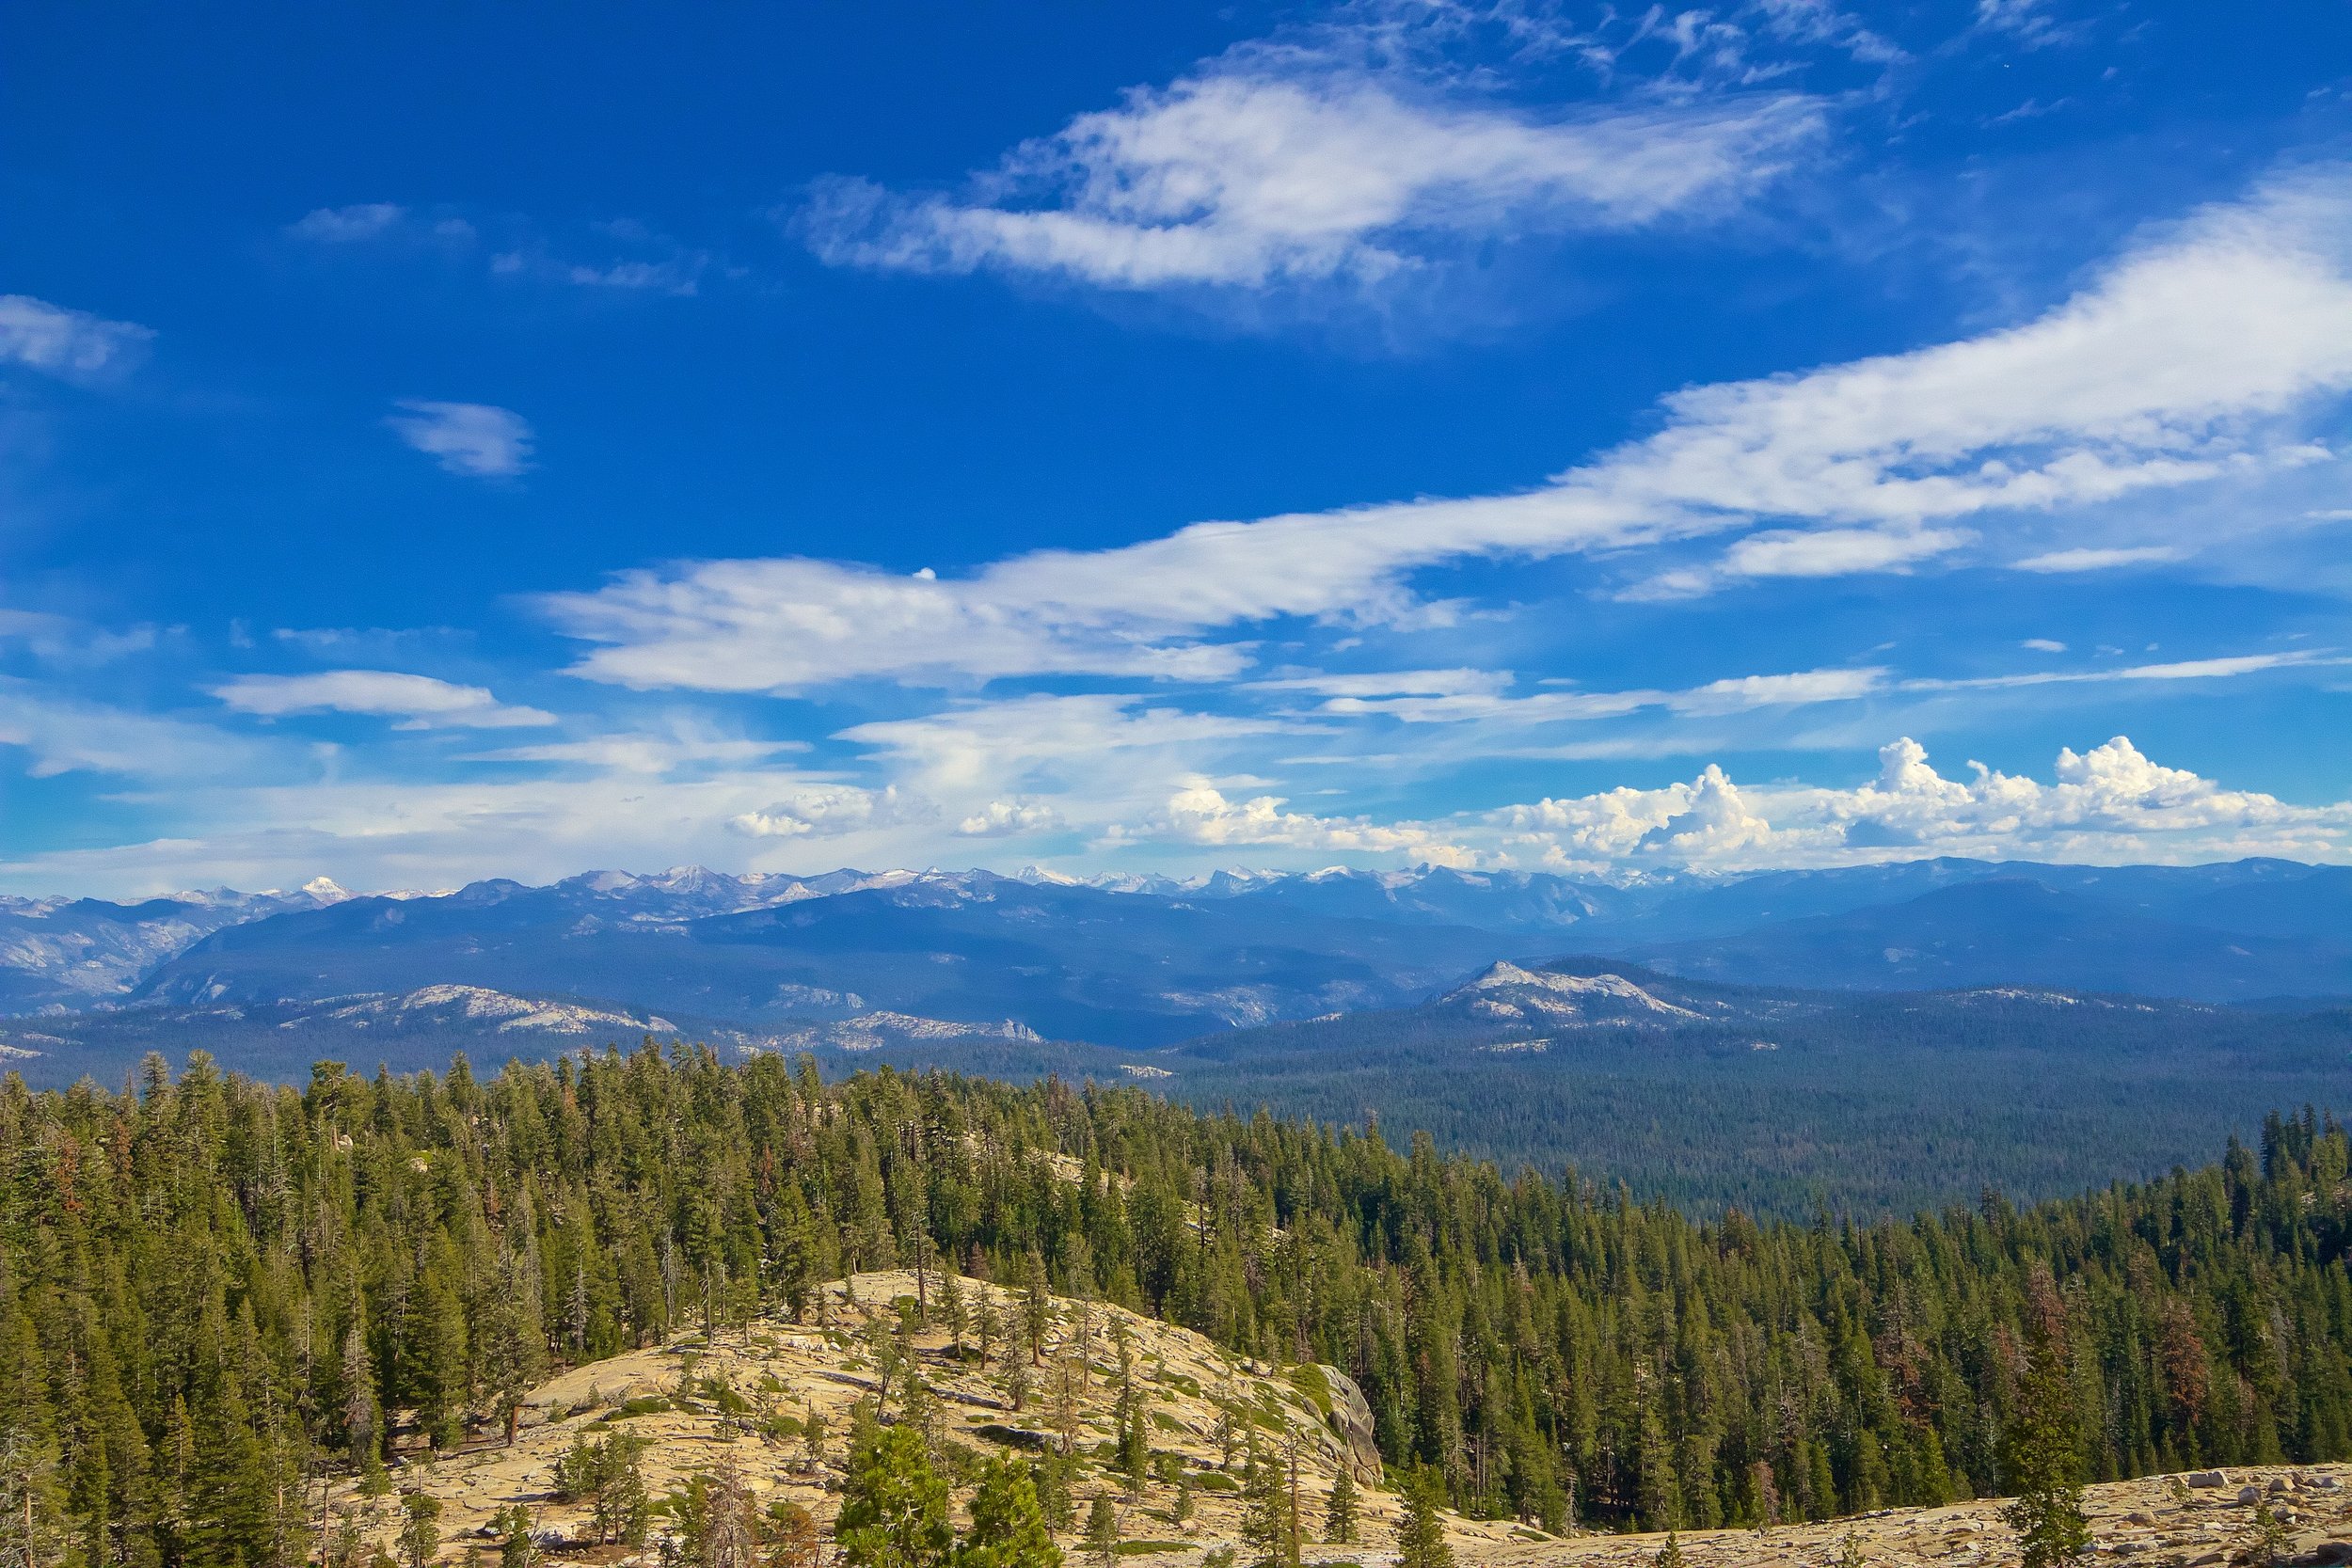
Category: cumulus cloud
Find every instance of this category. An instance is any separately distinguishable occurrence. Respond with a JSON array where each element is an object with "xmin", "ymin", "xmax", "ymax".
[
  {"xmin": 956, "ymin": 799, "xmax": 1066, "ymax": 837},
  {"xmin": 1119, "ymin": 779, "xmax": 1472, "ymax": 862},
  {"xmin": 387, "ymin": 400, "xmax": 534, "ymax": 479},
  {"xmin": 732, "ymin": 784, "xmax": 919, "ymax": 838},
  {"xmin": 1487, "ymin": 736, "xmax": 2352, "ymax": 869},
  {"xmin": 0, "ymin": 294, "xmax": 152, "ymax": 377},
  {"xmin": 804, "ymin": 69, "xmax": 1820, "ymax": 291},
  {"xmin": 212, "ymin": 671, "xmax": 555, "ymax": 729},
  {"xmin": 549, "ymin": 165, "xmax": 2352, "ymax": 691}
]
